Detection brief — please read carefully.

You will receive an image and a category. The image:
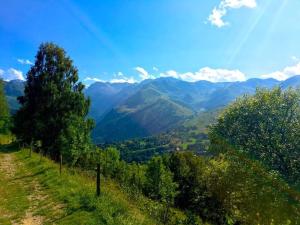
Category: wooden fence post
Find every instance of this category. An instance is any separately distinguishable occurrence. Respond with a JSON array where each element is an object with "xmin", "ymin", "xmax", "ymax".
[{"xmin": 96, "ymin": 162, "xmax": 101, "ymax": 196}]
